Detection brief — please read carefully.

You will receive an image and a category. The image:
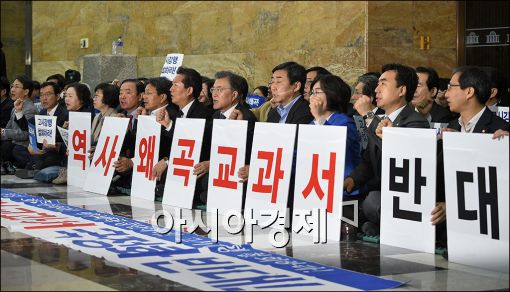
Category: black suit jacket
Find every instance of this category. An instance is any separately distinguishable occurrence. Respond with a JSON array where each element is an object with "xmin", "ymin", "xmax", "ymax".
[
  {"xmin": 162, "ymin": 100, "xmax": 213, "ymax": 162},
  {"xmin": 212, "ymin": 102, "xmax": 257, "ymax": 163},
  {"xmin": 267, "ymin": 96, "xmax": 314, "ymax": 125},
  {"xmin": 349, "ymin": 104, "xmax": 430, "ymax": 191},
  {"xmin": 436, "ymin": 107, "xmax": 509, "ymax": 202},
  {"xmin": 430, "ymin": 102, "xmax": 456, "ymax": 123},
  {"xmin": 447, "ymin": 107, "xmax": 509, "ymax": 133},
  {"xmin": 15, "ymin": 103, "xmax": 68, "ymax": 141},
  {"xmin": 1, "ymin": 97, "xmax": 14, "ymax": 128}
]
